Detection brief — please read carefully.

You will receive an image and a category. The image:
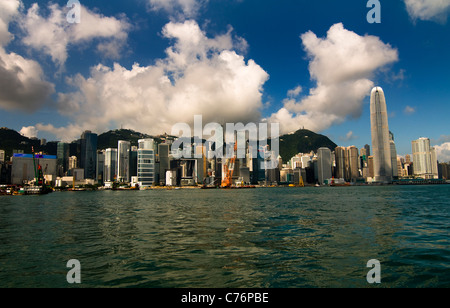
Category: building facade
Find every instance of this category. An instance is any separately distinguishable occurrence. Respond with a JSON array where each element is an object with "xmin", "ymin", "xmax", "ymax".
[
  {"xmin": 80, "ymin": 131, "xmax": 98, "ymax": 180},
  {"xmin": 370, "ymin": 86, "xmax": 393, "ymax": 183},
  {"xmin": 117, "ymin": 140, "xmax": 131, "ymax": 183},
  {"xmin": 335, "ymin": 146, "xmax": 359, "ymax": 182},
  {"xmin": 138, "ymin": 139, "xmax": 156, "ymax": 188},
  {"xmin": 56, "ymin": 142, "xmax": 69, "ymax": 177},
  {"xmin": 158, "ymin": 143, "xmax": 170, "ymax": 185},
  {"xmin": 11, "ymin": 154, "xmax": 57, "ymax": 185},
  {"xmin": 104, "ymin": 148, "xmax": 117, "ymax": 183},
  {"xmin": 317, "ymin": 147, "xmax": 332, "ymax": 185},
  {"xmin": 412, "ymin": 137, "xmax": 438, "ymax": 179}
]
